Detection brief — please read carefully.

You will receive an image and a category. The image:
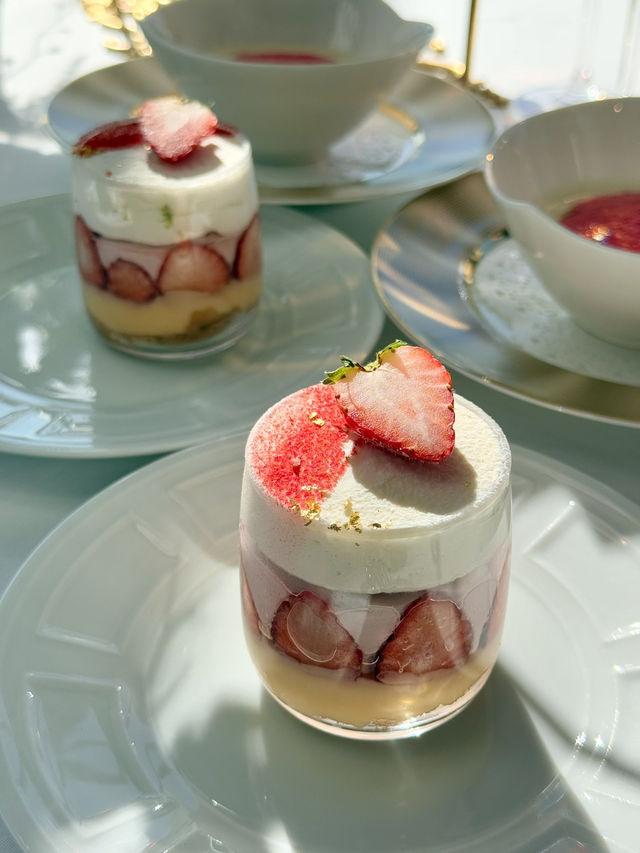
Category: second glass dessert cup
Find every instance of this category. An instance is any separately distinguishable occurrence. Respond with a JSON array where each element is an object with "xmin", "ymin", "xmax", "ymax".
[{"xmin": 70, "ymin": 107, "xmax": 262, "ymax": 360}]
